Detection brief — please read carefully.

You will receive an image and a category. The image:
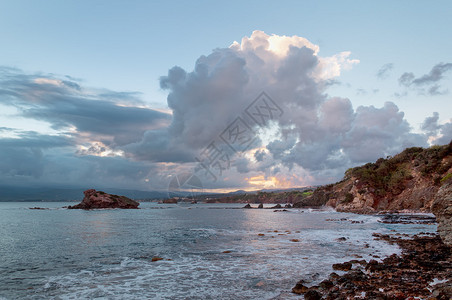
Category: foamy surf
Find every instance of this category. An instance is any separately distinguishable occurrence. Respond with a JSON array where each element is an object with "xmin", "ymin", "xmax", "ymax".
[{"xmin": 0, "ymin": 203, "xmax": 437, "ymax": 299}]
